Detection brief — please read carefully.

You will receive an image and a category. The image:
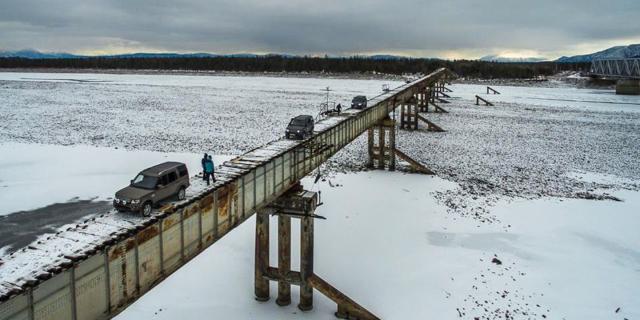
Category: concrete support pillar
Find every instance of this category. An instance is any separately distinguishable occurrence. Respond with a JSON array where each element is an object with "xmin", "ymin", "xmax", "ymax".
[
  {"xmin": 276, "ymin": 215, "xmax": 291, "ymax": 306},
  {"xmin": 616, "ymin": 79, "xmax": 640, "ymax": 95},
  {"xmin": 299, "ymin": 215, "xmax": 314, "ymax": 311},
  {"xmin": 254, "ymin": 210, "xmax": 270, "ymax": 301}
]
